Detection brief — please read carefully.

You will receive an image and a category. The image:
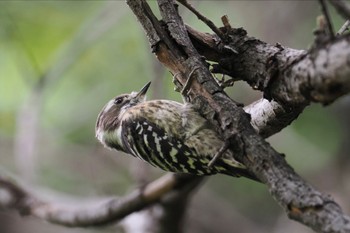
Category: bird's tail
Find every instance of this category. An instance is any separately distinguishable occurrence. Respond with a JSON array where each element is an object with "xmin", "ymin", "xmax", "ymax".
[{"xmin": 219, "ymin": 158, "xmax": 261, "ymax": 182}]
